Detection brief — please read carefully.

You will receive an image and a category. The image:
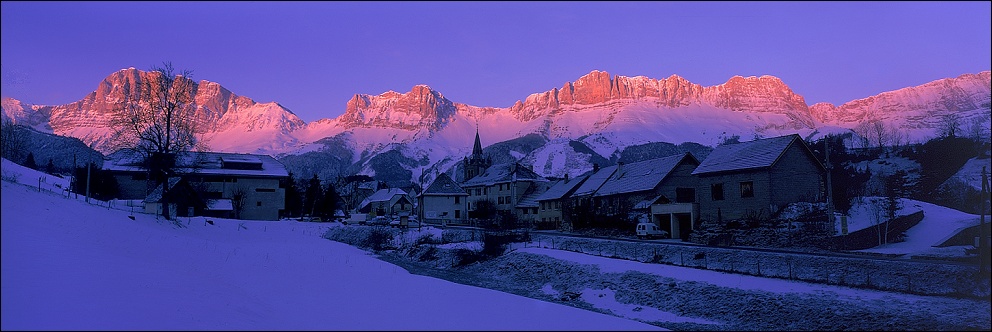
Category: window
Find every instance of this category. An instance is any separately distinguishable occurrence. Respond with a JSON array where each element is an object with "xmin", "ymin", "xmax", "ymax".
[
  {"xmin": 676, "ymin": 187, "xmax": 696, "ymax": 203},
  {"xmin": 505, "ymin": 196, "xmax": 511, "ymax": 204},
  {"xmin": 256, "ymin": 201, "xmax": 262, "ymax": 206},
  {"xmin": 131, "ymin": 173, "xmax": 147, "ymax": 180},
  {"xmin": 454, "ymin": 196, "xmax": 460, "ymax": 204},
  {"xmin": 498, "ymin": 197, "xmax": 504, "ymax": 204},
  {"xmin": 255, "ymin": 188, "xmax": 276, "ymax": 193},
  {"xmin": 711, "ymin": 183, "xmax": 724, "ymax": 201},
  {"xmin": 476, "ymin": 188, "xmax": 482, "ymax": 196},
  {"xmin": 455, "ymin": 210, "xmax": 461, "ymax": 218},
  {"xmin": 740, "ymin": 181, "xmax": 754, "ymax": 198}
]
